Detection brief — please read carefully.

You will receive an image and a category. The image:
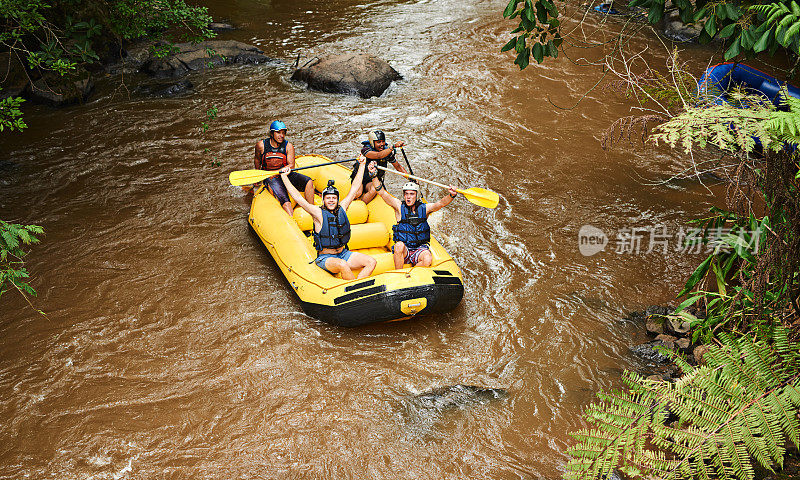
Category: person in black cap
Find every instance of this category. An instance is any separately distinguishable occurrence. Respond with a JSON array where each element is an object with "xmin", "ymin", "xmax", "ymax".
[{"xmin": 350, "ymin": 130, "xmax": 408, "ymax": 203}]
